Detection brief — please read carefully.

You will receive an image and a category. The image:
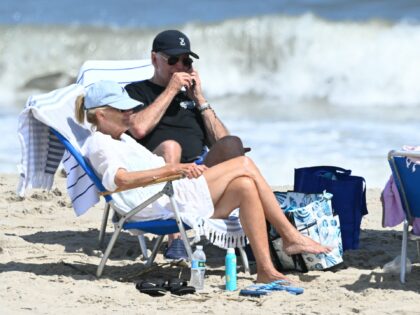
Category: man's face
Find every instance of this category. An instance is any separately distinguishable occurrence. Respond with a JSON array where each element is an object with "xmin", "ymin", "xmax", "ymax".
[{"xmin": 152, "ymin": 52, "xmax": 193, "ymax": 85}]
